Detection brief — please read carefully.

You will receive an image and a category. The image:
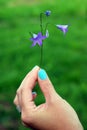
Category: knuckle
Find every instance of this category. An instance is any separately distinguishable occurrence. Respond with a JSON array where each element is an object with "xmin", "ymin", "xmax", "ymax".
[
  {"xmin": 13, "ymin": 99, "xmax": 16, "ymax": 105},
  {"xmin": 13, "ymin": 97, "xmax": 18, "ymax": 105}
]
